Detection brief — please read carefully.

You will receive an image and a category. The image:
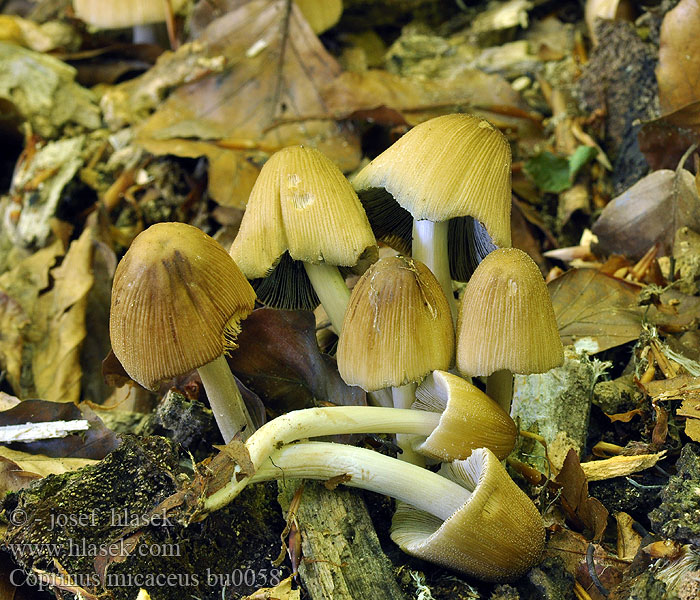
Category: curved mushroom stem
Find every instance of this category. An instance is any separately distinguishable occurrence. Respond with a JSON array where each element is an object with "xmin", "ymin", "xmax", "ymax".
[
  {"xmin": 486, "ymin": 369, "xmax": 513, "ymax": 415},
  {"xmin": 203, "ymin": 406, "xmax": 441, "ymax": 512},
  {"xmin": 412, "ymin": 219, "xmax": 458, "ymax": 325},
  {"xmin": 250, "ymin": 442, "xmax": 470, "ymax": 520},
  {"xmin": 198, "ymin": 355, "xmax": 256, "ymax": 443},
  {"xmin": 392, "ymin": 383, "xmax": 425, "ymax": 466},
  {"xmin": 303, "ymin": 262, "xmax": 350, "ymax": 334}
]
